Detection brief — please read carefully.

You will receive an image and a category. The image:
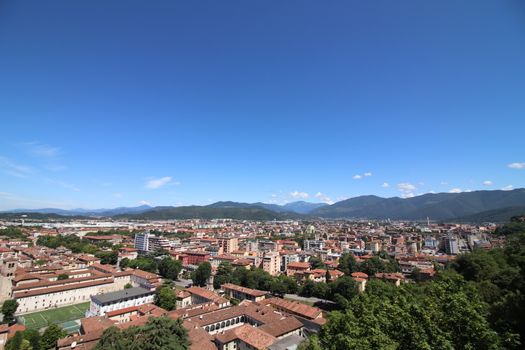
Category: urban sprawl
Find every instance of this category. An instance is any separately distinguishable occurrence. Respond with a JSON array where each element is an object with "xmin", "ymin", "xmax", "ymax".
[{"xmin": 0, "ymin": 217, "xmax": 504, "ymax": 350}]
